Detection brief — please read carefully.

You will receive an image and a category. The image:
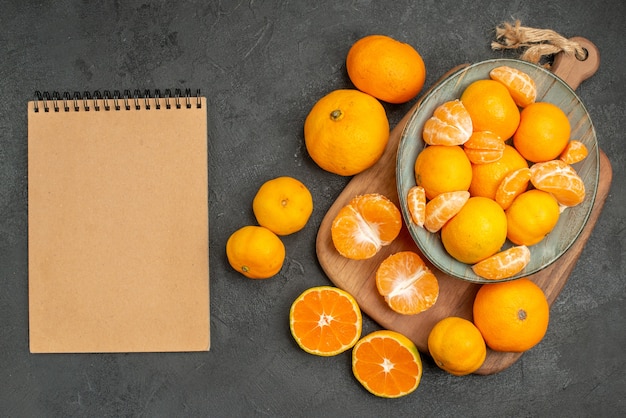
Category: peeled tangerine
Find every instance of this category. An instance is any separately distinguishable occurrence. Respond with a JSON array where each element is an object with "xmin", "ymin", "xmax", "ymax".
[
  {"xmin": 422, "ymin": 100, "xmax": 473, "ymax": 146},
  {"xmin": 530, "ymin": 159, "xmax": 586, "ymax": 207},
  {"xmin": 463, "ymin": 131, "xmax": 506, "ymax": 164}
]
